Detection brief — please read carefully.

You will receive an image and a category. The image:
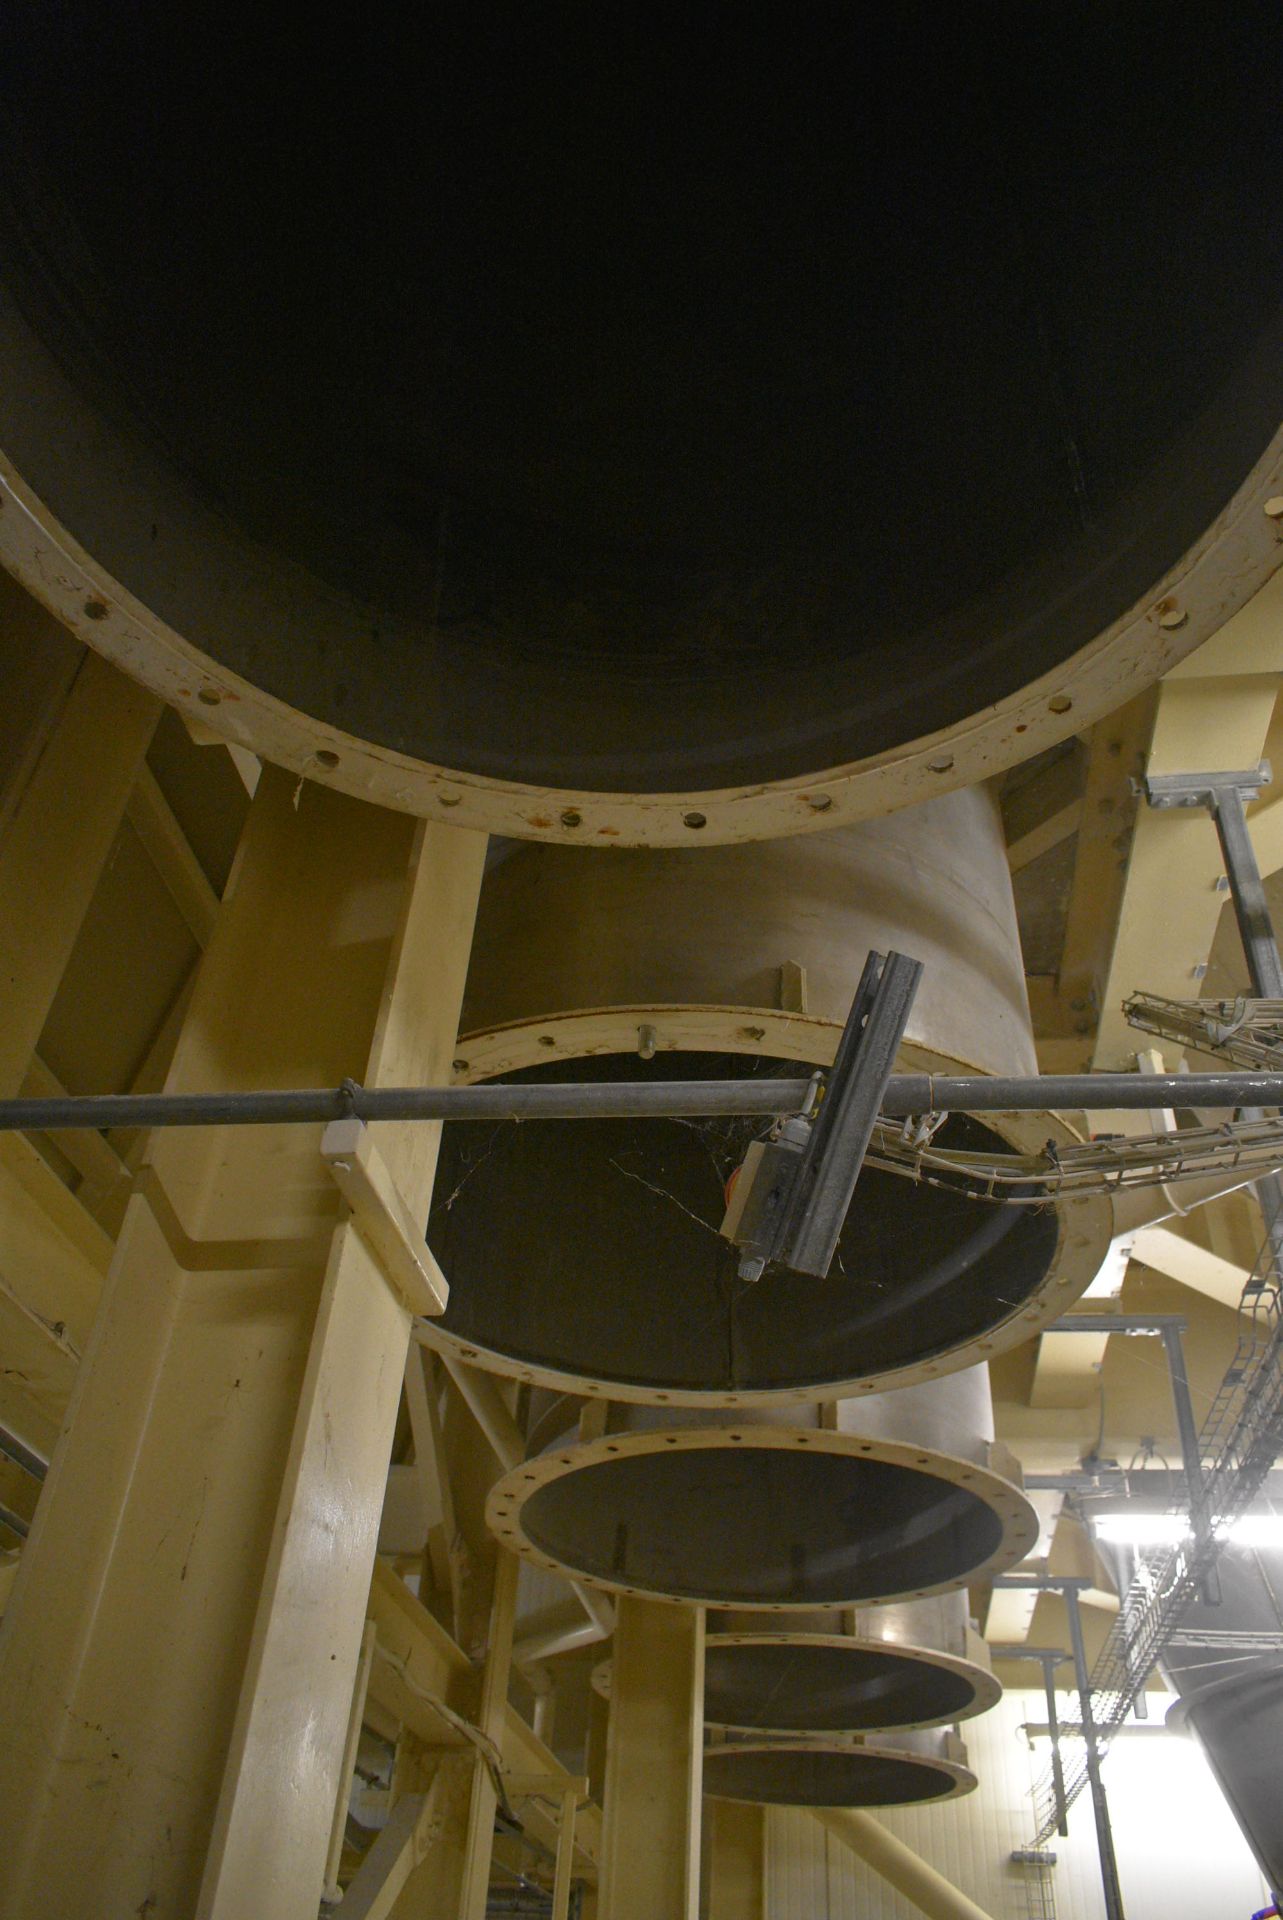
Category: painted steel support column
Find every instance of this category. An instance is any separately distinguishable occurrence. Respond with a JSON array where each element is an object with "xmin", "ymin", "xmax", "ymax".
[
  {"xmin": 455, "ymin": 1546, "xmax": 520, "ymax": 1918},
  {"xmin": 1039, "ymin": 1653, "xmax": 1069, "ymax": 1835},
  {"xmin": 550, "ymin": 1785, "xmax": 579, "ymax": 1920},
  {"xmin": 993, "ymin": 1644, "xmax": 1073, "ymax": 1837},
  {"xmin": 598, "ymin": 1597, "xmax": 704, "ymax": 1920},
  {"xmin": 706, "ymin": 1800, "xmax": 764, "ymax": 1920},
  {"xmin": 997, "ymin": 1575, "xmax": 1125, "ymax": 1916},
  {"xmin": 1064, "ymin": 1586, "xmax": 1126, "ymax": 1920},
  {"xmin": 1210, "ymin": 783, "xmax": 1283, "ymax": 1000},
  {"xmin": 816, "ymin": 1809, "xmax": 997, "ymax": 1920},
  {"xmin": 0, "ymin": 769, "xmax": 485, "ymax": 1920},
  {"xmin": 1036, "ymin": 1651, "xmax": 1070, "ymax": 1837}
]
